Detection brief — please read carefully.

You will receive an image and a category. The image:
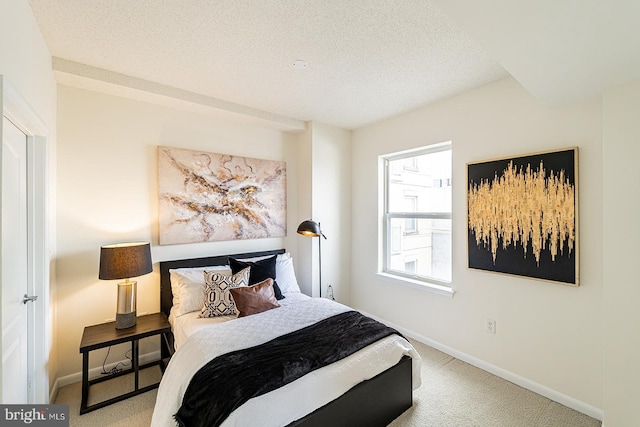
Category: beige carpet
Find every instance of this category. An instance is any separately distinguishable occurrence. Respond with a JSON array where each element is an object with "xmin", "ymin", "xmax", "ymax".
[
  {"xmin": 389, "ymin": 340, "xmax": 600, "ymax": 427},
  {"xmin": 55, "ymin": 339, "xmax": 601, "ymax": 426}
]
